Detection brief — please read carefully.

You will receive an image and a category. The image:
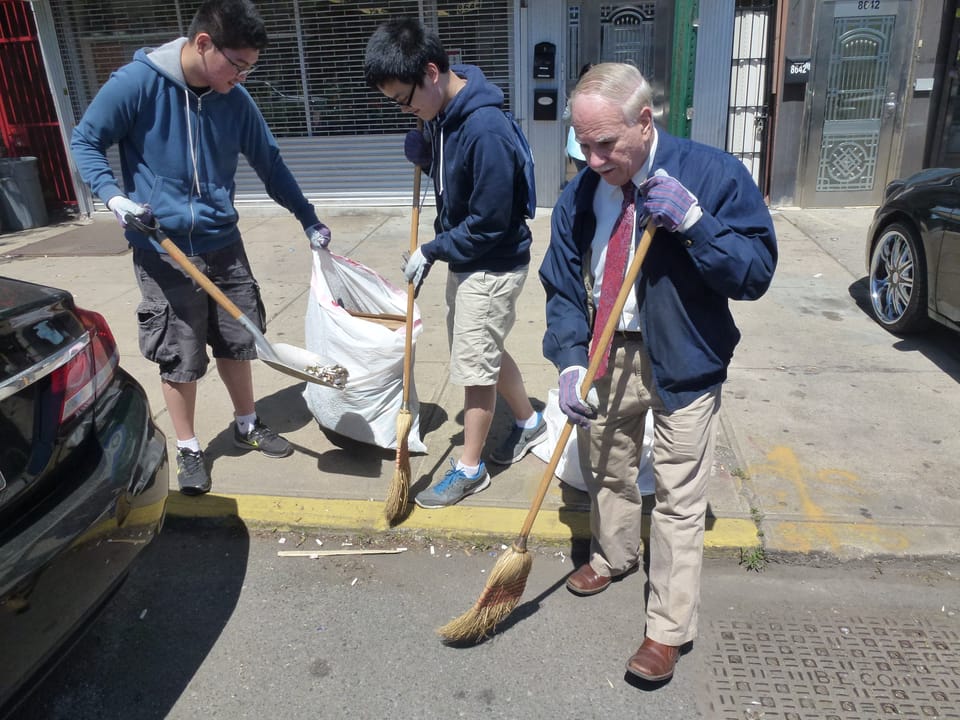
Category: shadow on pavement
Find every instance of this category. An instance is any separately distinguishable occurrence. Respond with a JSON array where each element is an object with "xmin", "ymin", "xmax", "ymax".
[{"xmin": 9, "ymin": 515, "xmax": 249, "ymax": 720}]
